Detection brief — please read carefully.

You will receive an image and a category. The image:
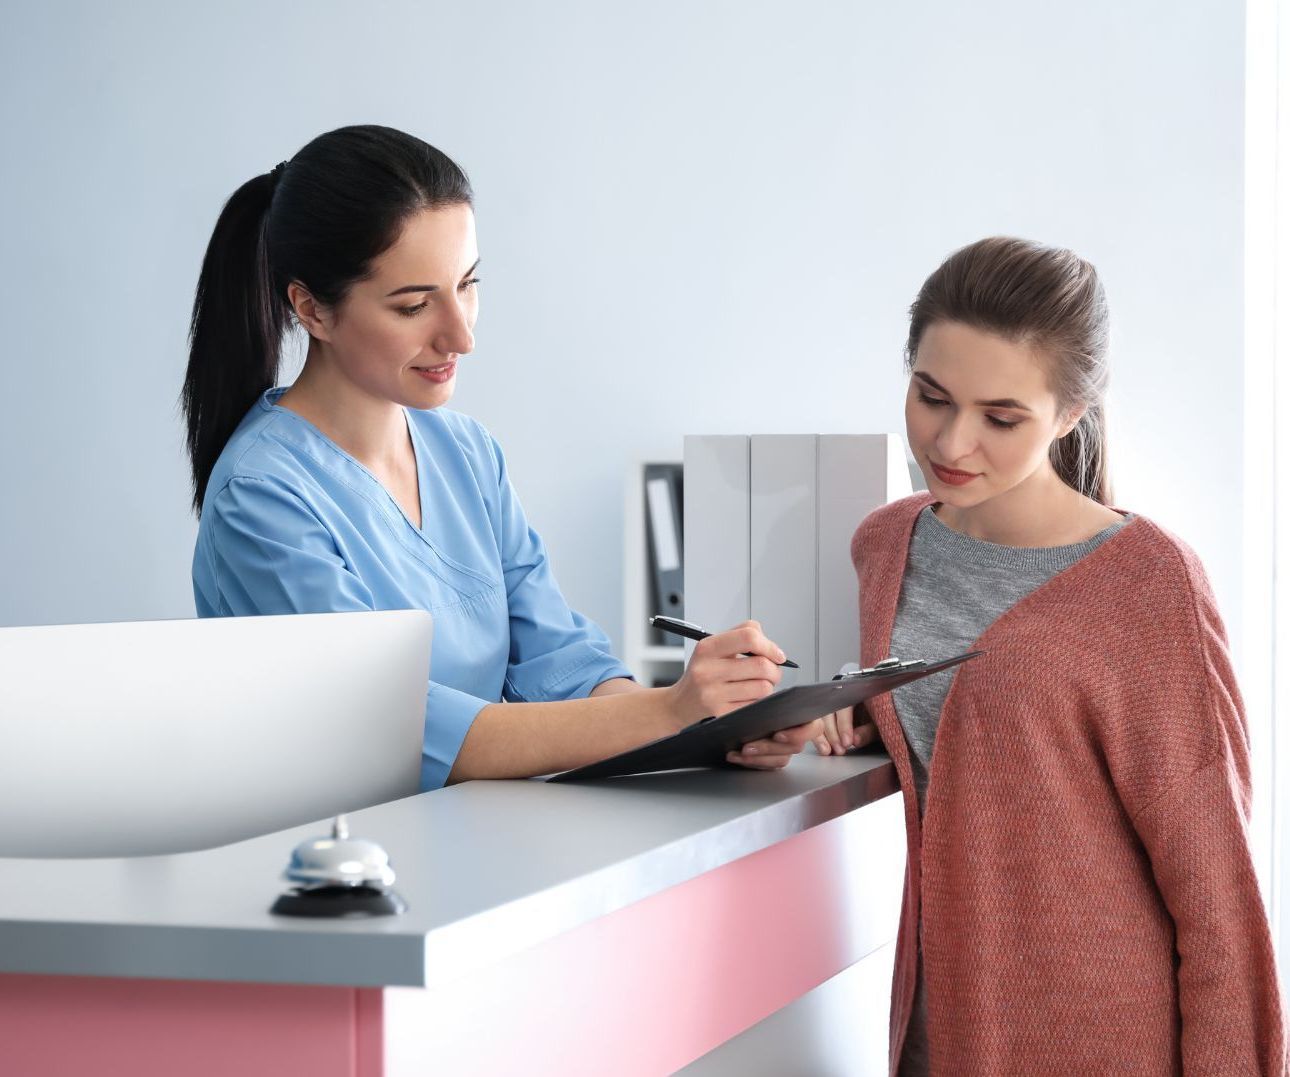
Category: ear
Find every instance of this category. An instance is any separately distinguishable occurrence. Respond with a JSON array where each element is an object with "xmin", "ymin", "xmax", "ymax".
[
  {"xmin": 286, "ymin": 281, "xmax": 333, "ymax": 343},
  {"xmin": 1057, "ymin": 403, "xmax": 1087, "ymax": 440}
]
